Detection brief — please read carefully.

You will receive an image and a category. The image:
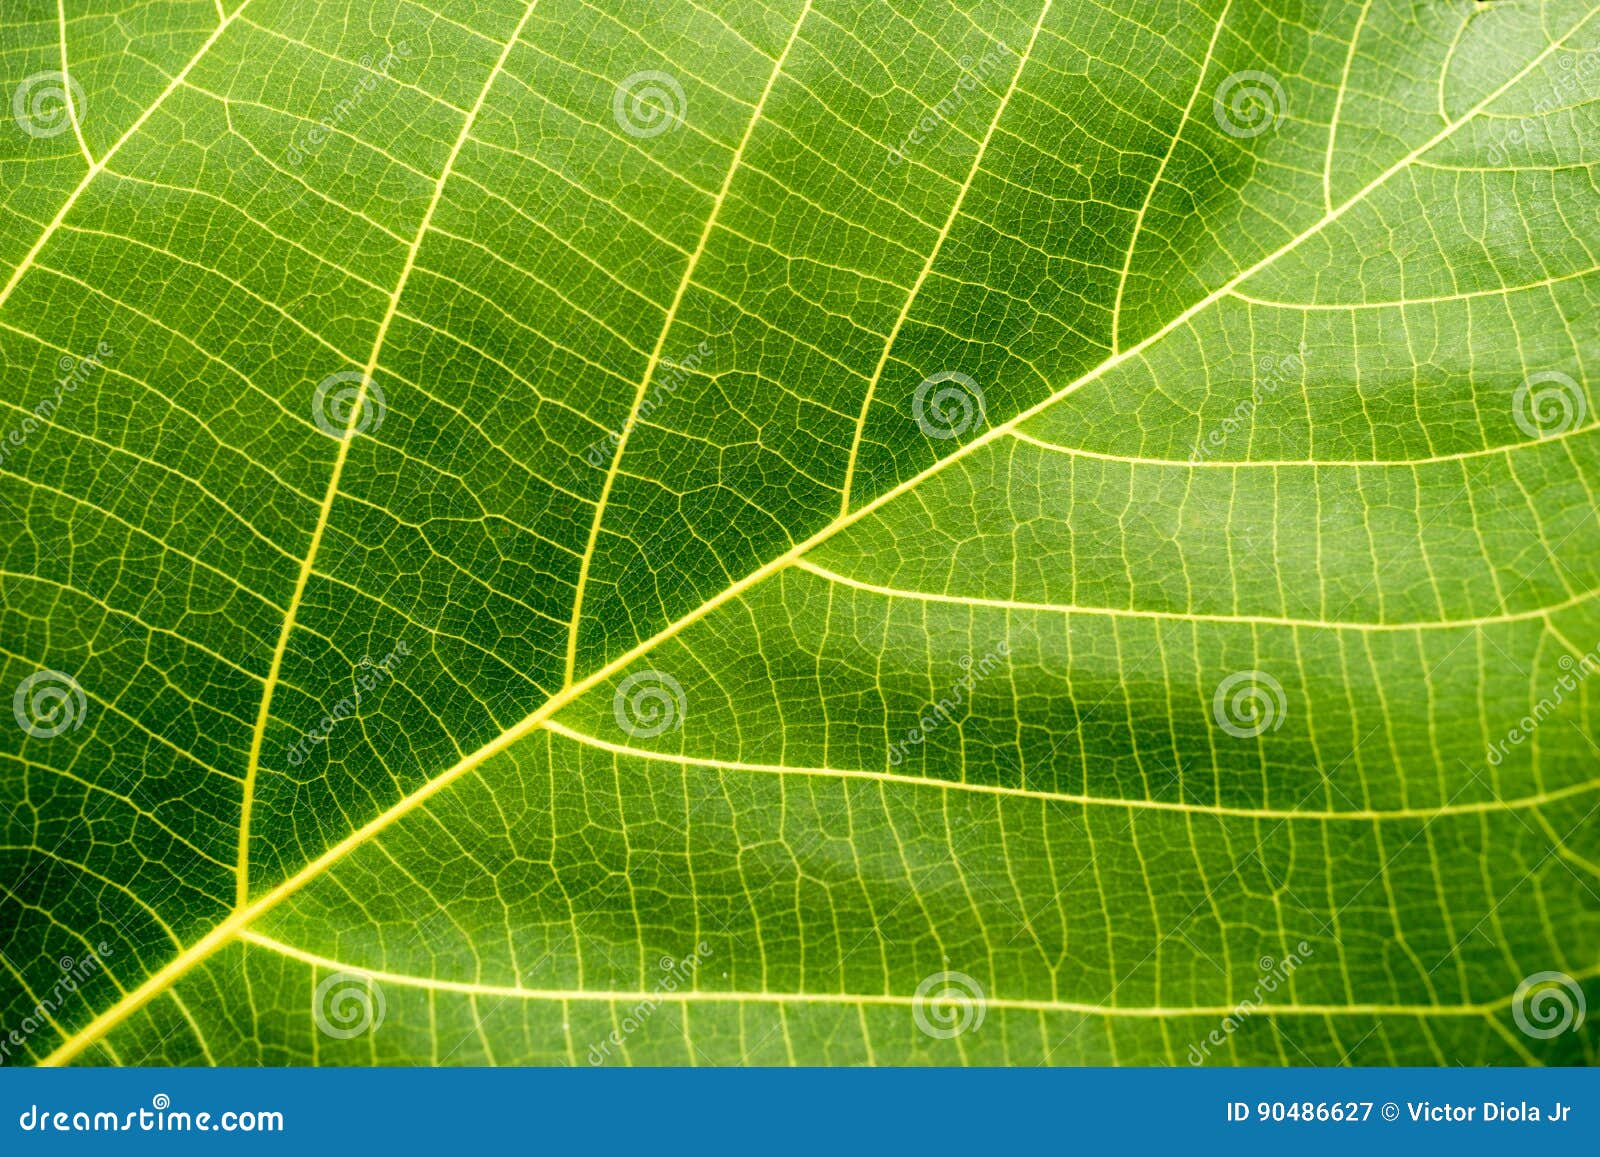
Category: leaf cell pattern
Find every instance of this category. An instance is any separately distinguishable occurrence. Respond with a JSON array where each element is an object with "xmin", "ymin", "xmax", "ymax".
[{"xmin": 1, "ymin": 0, "xmax": 1597, "ymax": 1066}]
